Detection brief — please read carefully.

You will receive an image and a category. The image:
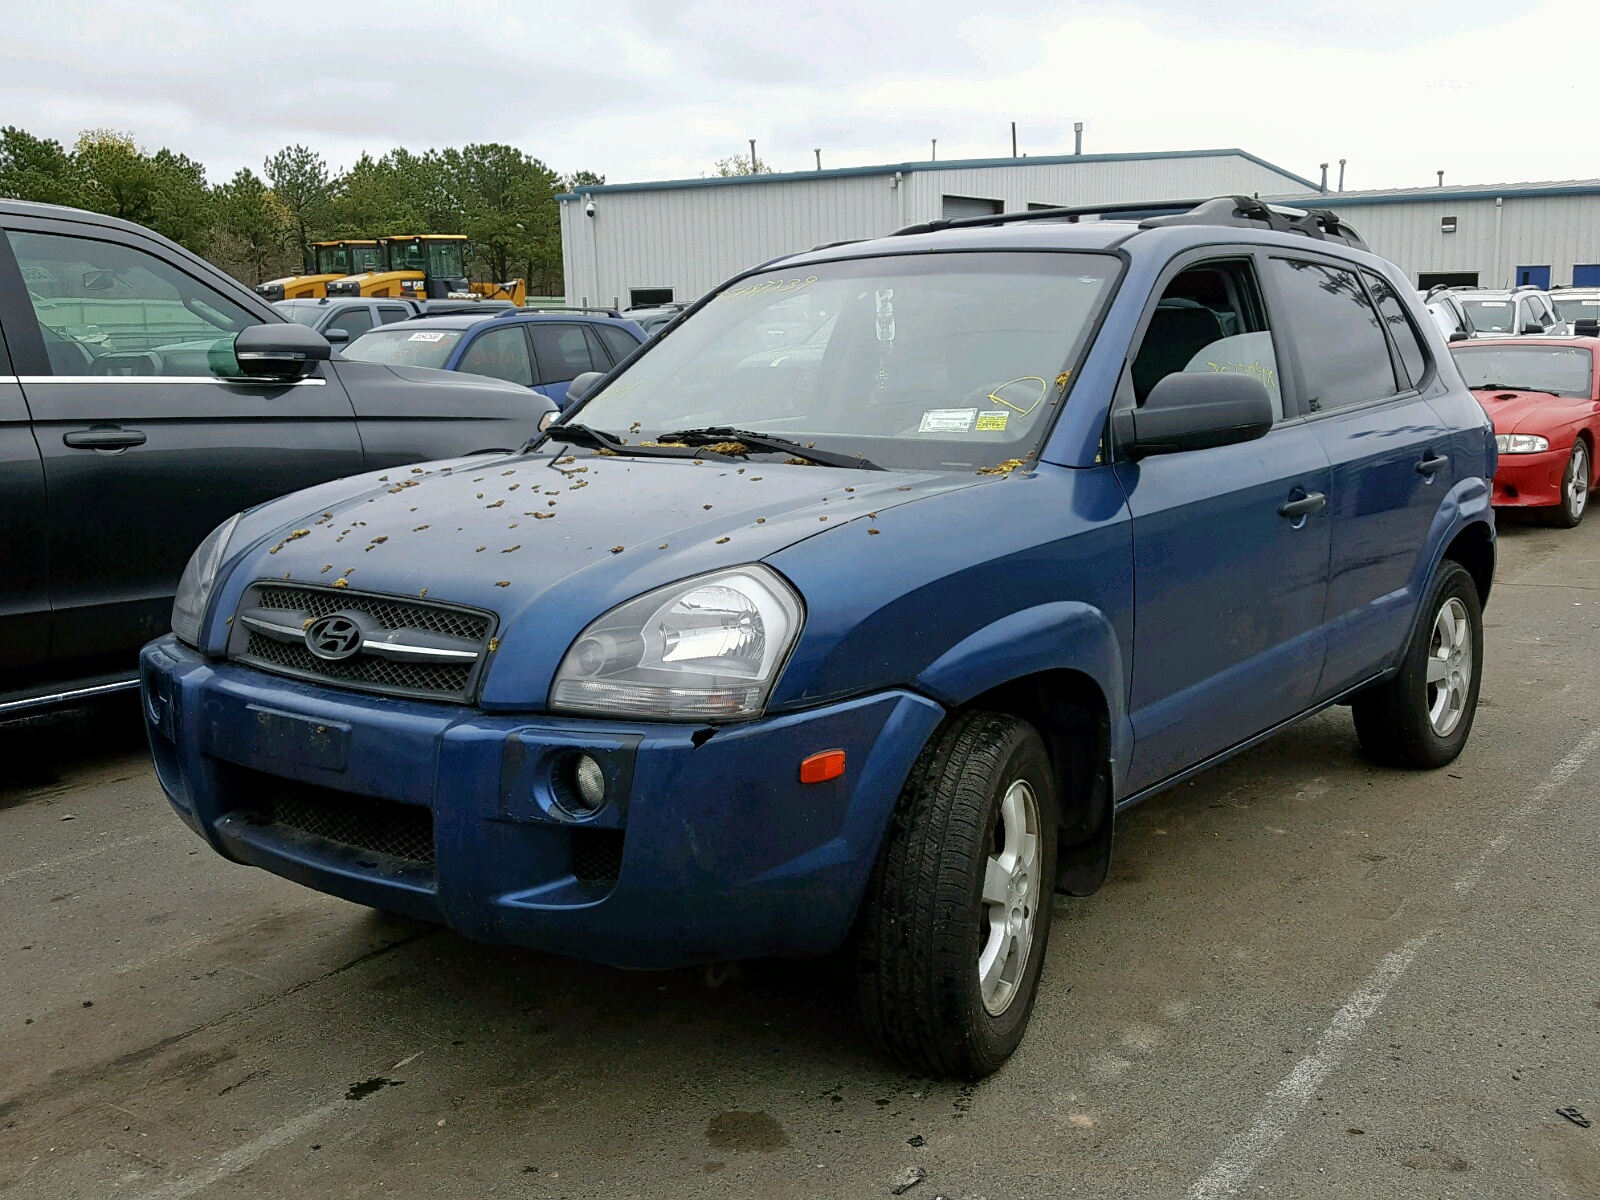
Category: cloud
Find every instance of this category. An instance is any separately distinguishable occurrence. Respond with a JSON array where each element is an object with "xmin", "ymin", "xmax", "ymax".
[{"xmin": 0, "ymin": 0, "xmax": 1592, "ymax": 190}]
